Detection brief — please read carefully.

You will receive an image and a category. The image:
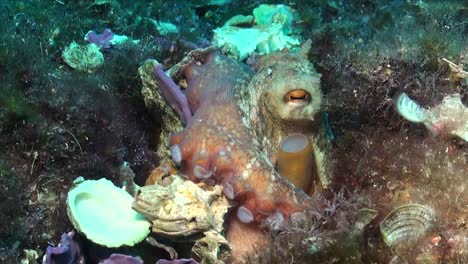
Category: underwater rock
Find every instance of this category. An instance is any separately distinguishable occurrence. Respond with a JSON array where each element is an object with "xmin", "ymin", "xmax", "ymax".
[
  {"xmin": 22, "ymin": 249, "xmax": 40, "ymax": 264},
  {"xmin": 62, "ymin": 42, "xmax": 104, "ymax": 72},
  {"xmin": 253, "ymin": 4, "xmax": 297, "ymax": 34},
  {"xmin": 426, "ymin": 93, "xmax": 468, "ymax": 141},
  {"xmin": 67, "ymin": 178, "xmax": 151, "ymax": 247},
  {"xmin": 133, "ymin": 175, "xmax": 230, "ymax": 262},
  {"xmin": 132, "ymin": 175, "xmax": 229, "ymax": 238}
]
